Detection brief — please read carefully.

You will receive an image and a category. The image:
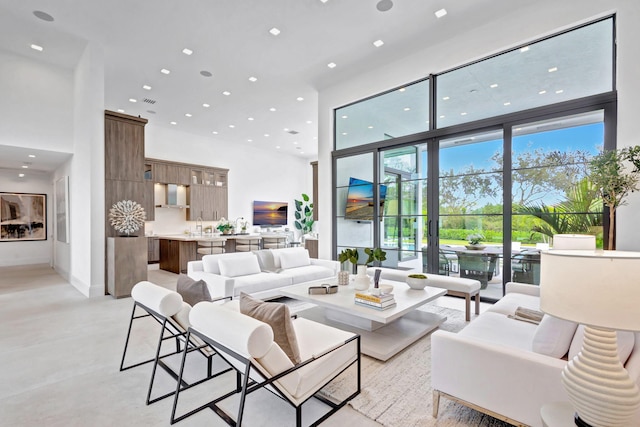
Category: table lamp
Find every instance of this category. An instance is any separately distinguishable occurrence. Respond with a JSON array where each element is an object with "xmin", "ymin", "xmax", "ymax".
[{"xmin": 540, "ymin": 250, "xmax": 640, "ymax": 426}]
